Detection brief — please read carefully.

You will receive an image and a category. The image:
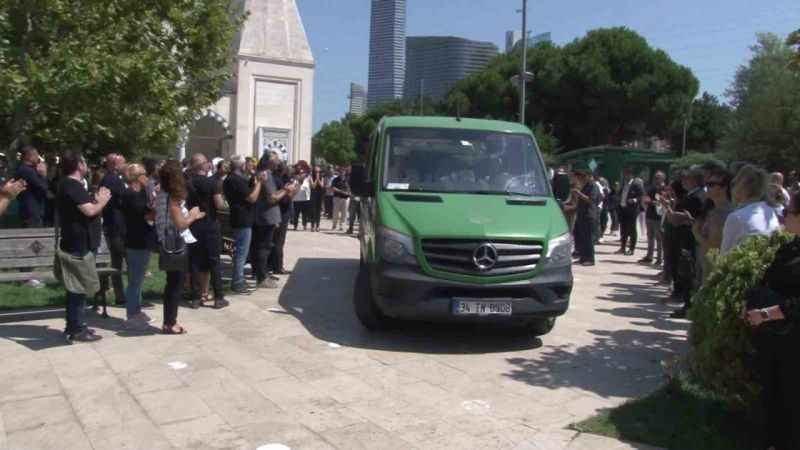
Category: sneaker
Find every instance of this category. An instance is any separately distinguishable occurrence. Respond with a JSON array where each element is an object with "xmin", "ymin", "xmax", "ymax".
[
  {"xmin": 638, "ymin": 257, "xmax": 653, "ymax": 263},
  {"xmin": 581, "ymin": 261, "xmax": 596, "ymax": 267},
  {"xmin": 231, "ymin": 286, "xmax": 252, "ymax": 295},
  {"xmin": 213, "ymin": 298, "xmax": 230, "ymax": 309},
  {"xmin": 124, "ymin": 316, "xmax": 150, "ymax": 331},
  {"xmin": 269, "ymin": 274, "xmax": 280, "ymax": 280},
  {"xmin": 257, "ymin": 279, "xmax": 279, "ymax": 289},
  {"xmin": 66, "ymin": 329, "xmax": 102, "ymax": 343}
]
